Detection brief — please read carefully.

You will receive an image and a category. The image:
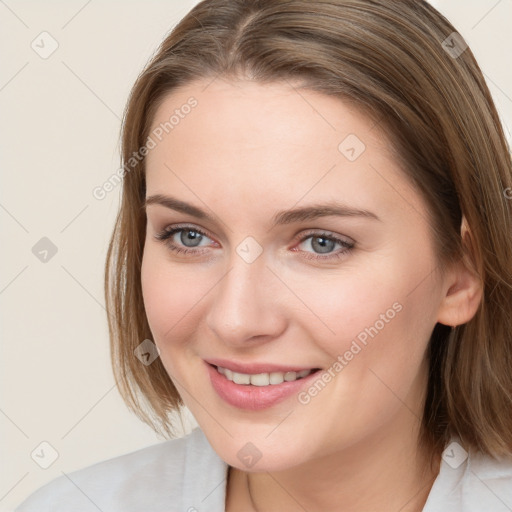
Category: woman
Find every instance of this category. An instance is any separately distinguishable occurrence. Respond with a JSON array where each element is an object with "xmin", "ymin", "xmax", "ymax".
[{"xmin": 17, "ymin": 0, "xmax": 512, "ymax": 510}]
